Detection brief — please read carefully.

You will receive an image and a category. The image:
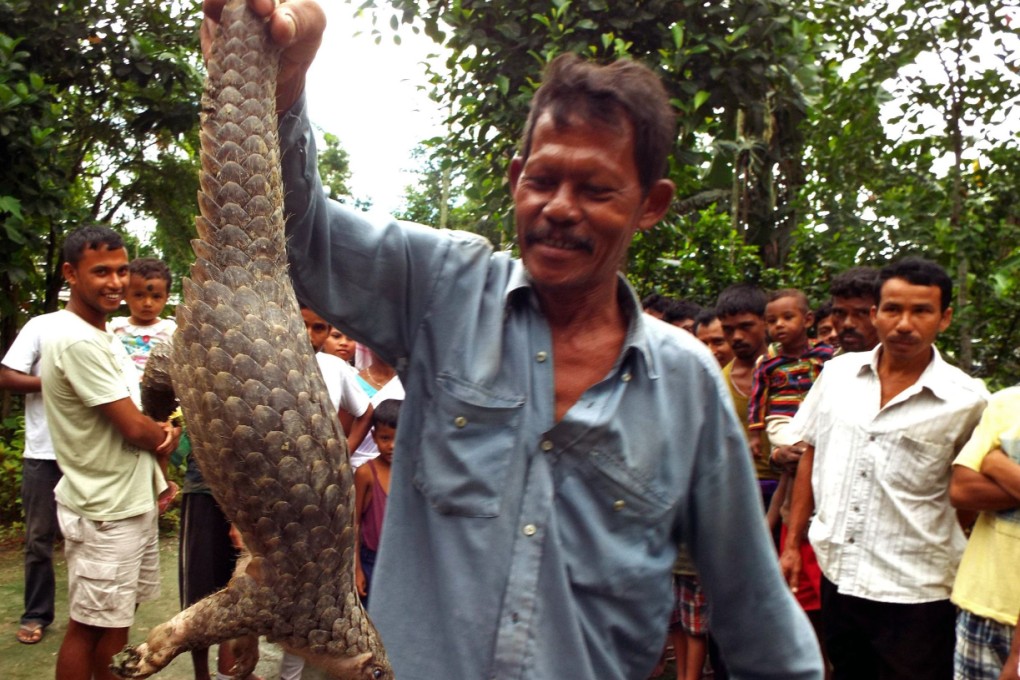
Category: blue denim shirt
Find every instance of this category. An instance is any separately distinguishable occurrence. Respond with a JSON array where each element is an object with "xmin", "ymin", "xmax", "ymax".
[{"xmin": 279, "ymin": 96, "xmax": 822, "ymax": 680}]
